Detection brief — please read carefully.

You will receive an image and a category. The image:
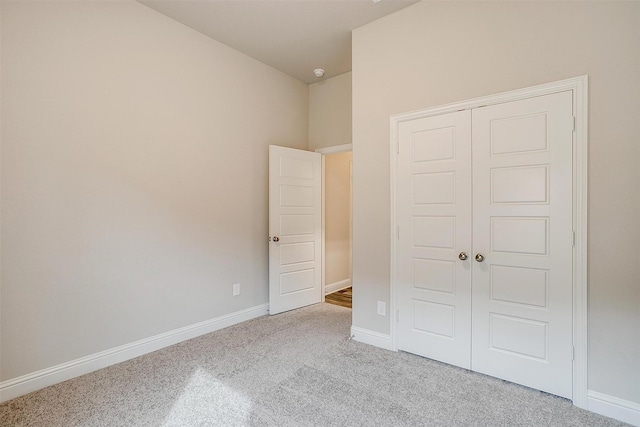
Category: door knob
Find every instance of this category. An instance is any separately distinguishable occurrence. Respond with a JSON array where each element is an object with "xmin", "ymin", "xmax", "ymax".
[
  {"xmin": 475, "ymin": 253, "xmax": 485, "ymax": 262},
  {"xmin": 458, "ymin": 252, "xmax": 468, "ymax": 261},
  {"xmin": 272, "ymin": 236, "xmax": 280, "ymax": 242}
]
